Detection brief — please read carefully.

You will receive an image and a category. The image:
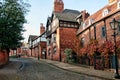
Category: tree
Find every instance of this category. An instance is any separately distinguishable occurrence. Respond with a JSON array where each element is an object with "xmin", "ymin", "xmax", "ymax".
[{"xmin": 0, "ymin": 0, "xmax": 30, "ymax": 51}]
